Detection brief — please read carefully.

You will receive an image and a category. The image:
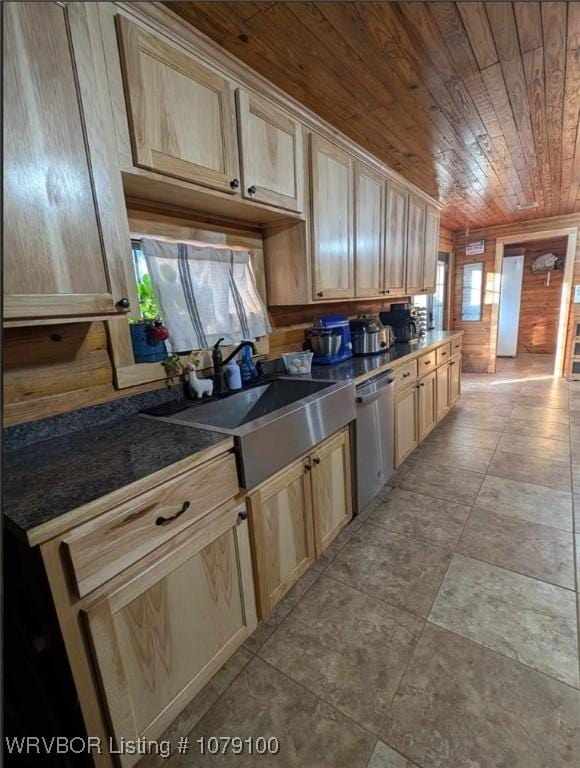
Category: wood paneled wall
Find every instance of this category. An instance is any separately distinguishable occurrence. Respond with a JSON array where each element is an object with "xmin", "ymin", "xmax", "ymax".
[
  {"xmin": 453, "ymin": 214, "xmax": 580, "ymax": 372},
  {"xmin": 504, "ymin": 237, "xmax": 567, "ymax": 355}
]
